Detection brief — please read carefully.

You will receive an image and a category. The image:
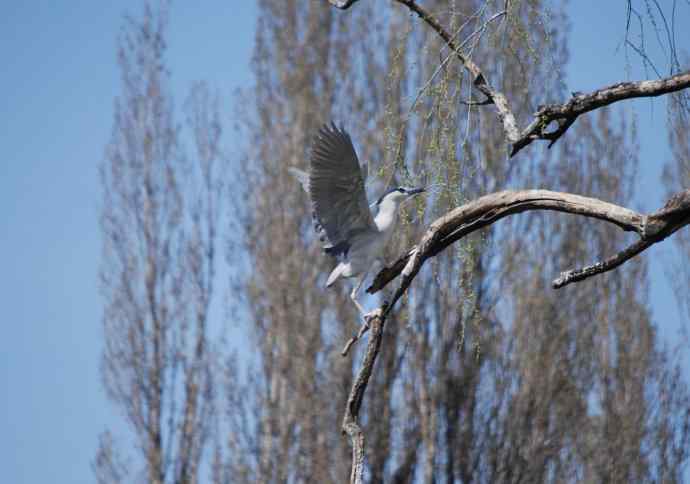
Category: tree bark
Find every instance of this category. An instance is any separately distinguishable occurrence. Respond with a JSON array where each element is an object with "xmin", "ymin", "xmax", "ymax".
[{"xmin": 368, "ymin": 189, "xmax": 690, "ymax": 295}]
